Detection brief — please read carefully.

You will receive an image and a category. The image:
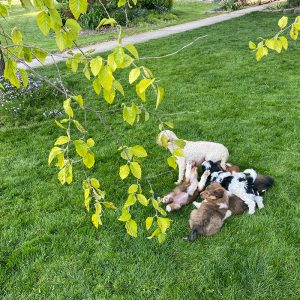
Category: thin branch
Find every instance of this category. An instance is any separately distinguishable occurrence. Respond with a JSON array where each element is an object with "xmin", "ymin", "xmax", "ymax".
[{"xmin": 139, "ymin": 35, "xmax": 208, "ymax": 60}]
